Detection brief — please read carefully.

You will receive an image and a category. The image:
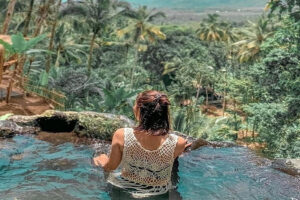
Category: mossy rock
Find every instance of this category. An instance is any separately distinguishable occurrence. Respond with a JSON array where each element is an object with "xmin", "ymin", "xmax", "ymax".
[
  {"xmin": 8, "ymin": 110, "xmax": 135, "ymax": 140},
  {"xmin": 75, "ymin": 113, "xmax": 123, "ymax": 140},
  {"xmin": 74, "ymin": 112, "xmax": 134, "ymax": 140}
]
